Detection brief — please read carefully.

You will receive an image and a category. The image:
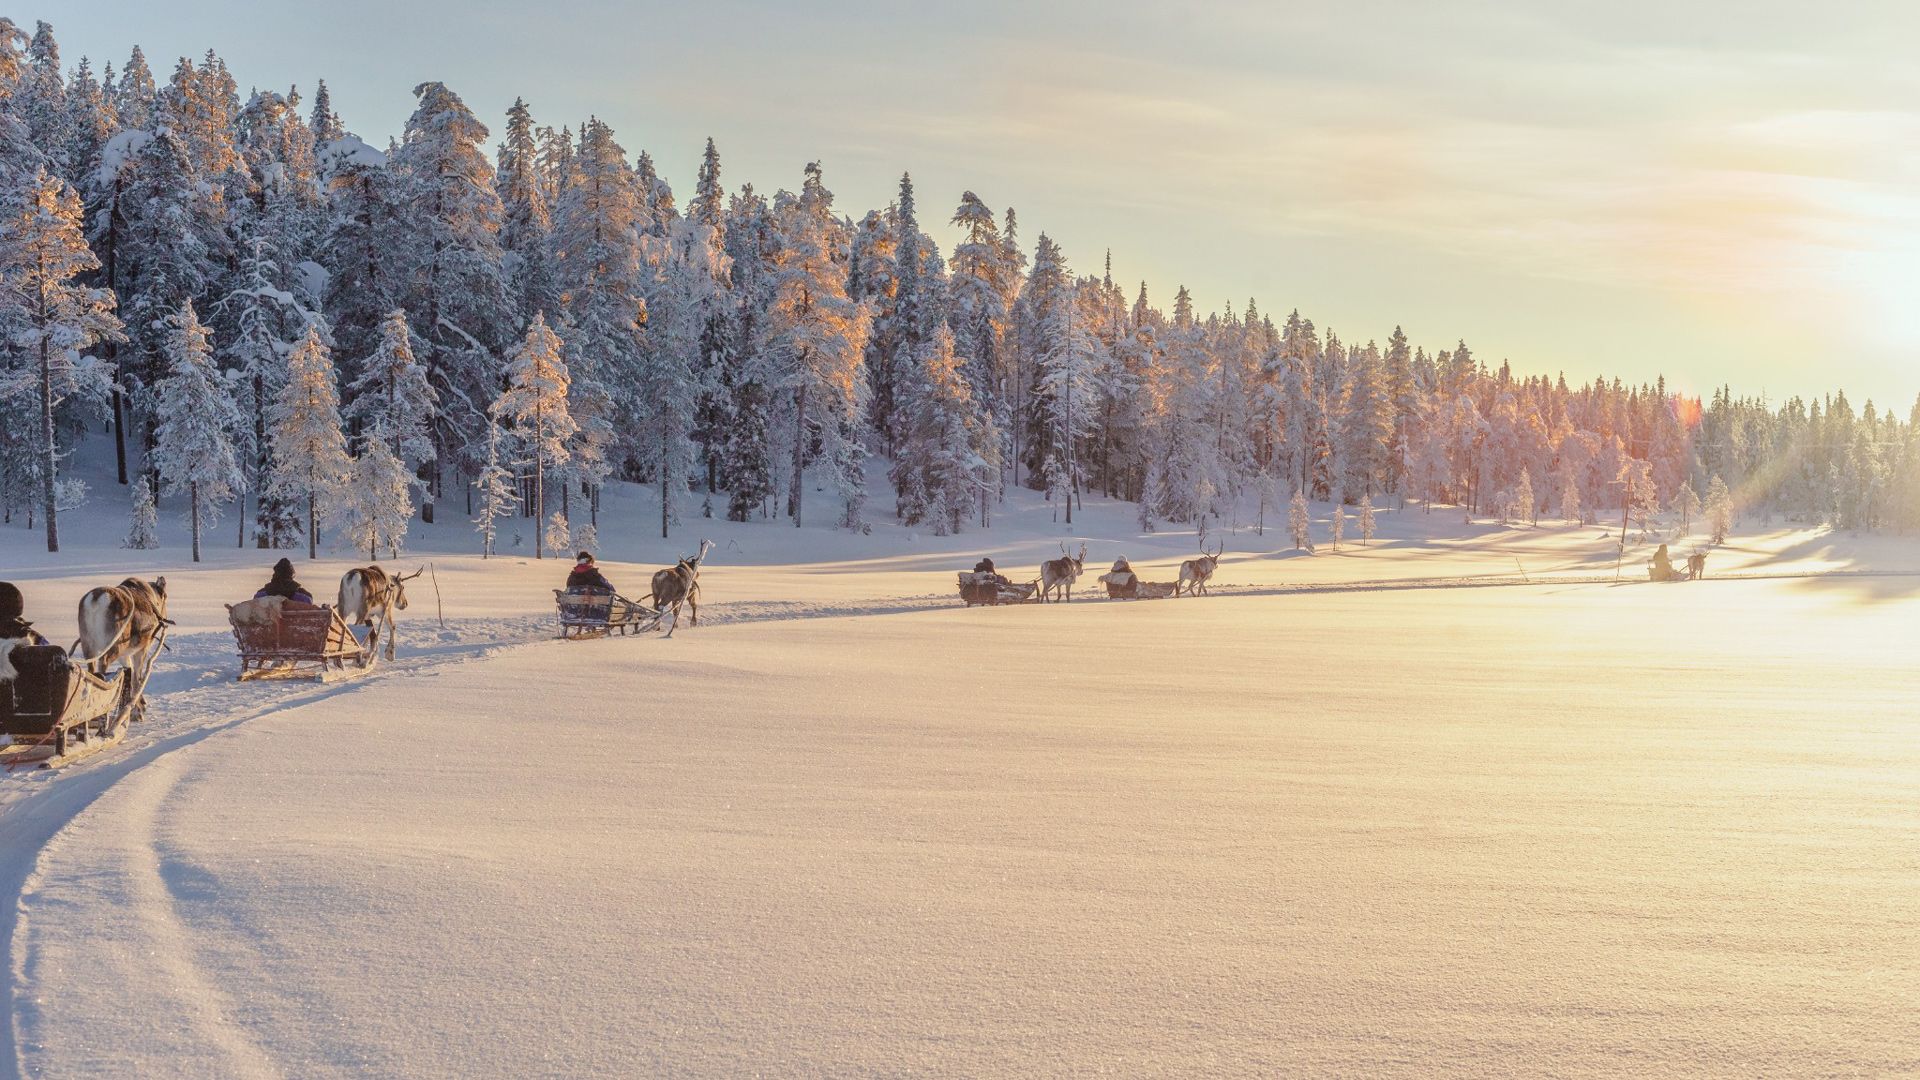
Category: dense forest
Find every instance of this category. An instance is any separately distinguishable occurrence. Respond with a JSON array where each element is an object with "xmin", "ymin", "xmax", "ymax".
[{"xmin": 3, "ymin": 17, "xmax": 1917, "ymax": 559}]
